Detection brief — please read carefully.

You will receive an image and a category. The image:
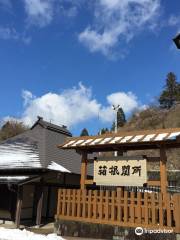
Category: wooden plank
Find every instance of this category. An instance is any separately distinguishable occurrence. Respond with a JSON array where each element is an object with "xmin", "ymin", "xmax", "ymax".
[
  {"xmin": 93, "ymin": 190, "xmax": 97, "ymax": 219},
  {"xmin": 87, "ymin": 190, "xmax": 92, "ymax": 220},
  {"xmin": 160, "ymin": 146, "xmax": 167, "ymax": 199},
  {"xmin": 80, "ymin": 152, "xmax": 87, "ymax": 190},
  {"xmin": 105, "ymin": 190, "xmax": 109, "ymax": 221},
  {"xmin": 71, "ymin": 189, "xmax": 76, "ymax": 217},
  {"xmin": 159, "ymin": 192, "xmax": 163, "ymax": 227},
  {"xmin": 123, "ymin": 191, "xmax": 128, "ymax": 223},
  {"xmin": 144, "ymin": 192, "xmax": 148, "ymax": 225},
  {"xmin": 111, "ymin": 191, "xmax": 115, "ymax": 221},
  {"xmin": 146, "ymin": 157, "xmax": 160, "ymax": 162},
  {"xmin": 36, "ymin": 185, "xmax": 43, "ymax": 226},
  {"xmin": 130, "ymin": 192, "xmax": 135, "ymax": 224},
  {"xmin": 137, "ymin": 192, "xmax": 141, "ymax": 224},
  {"xmin": 151, "ymin": 193, "xmax": 156, "ymax": 225},
  {"xmin": 147, "ymin": 180, "xmax": 161, "ymax": 186},
  {"xmin": 117, "ymin": 188, "xmax": 122, "ymax": 222},
  {"xmin": 173, "ymin": 193, "xmax": 180, "ymax": 233},
  {"xmin": 84, "ymin": 179, "xmax": 94, "ymax": 185},
  {"xmin": 166, "ymin": 193, "xmax": 172, "ymax": 227},
  {"xmin": 56, "ymin": 188, "xmax": 178, "ymax": 231},
  {"xmin": 82, "ymin": 189, "xmax": 86, "ymax": 218},
  {"xmin": 56, "ymin": 189, "xmax": 61, "ymax": 217},
  {"xmin": 62, "ymin": 189, "xmax": 66, "ymax": 216},
  {"xmin": 77, "ymin": 189, "xmax": 81, "ymax": 217},
  {"xmin": 15, "ymin": 186, "xmax": 23, "ymax": 228},
  {"xmin": 99, "ymin": 190, "xmax": 103, "ymax": 220},
  {"xmin": 66, "ymin": 189, "xmax": 70, "ymax": 216}
]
